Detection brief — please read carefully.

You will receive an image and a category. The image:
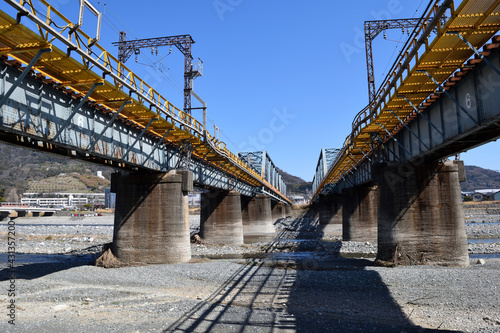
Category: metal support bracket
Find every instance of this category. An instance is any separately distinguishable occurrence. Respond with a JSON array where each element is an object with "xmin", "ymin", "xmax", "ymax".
[
  {"xmin": 399, "ymin": 95, "xmax": 445, "ymax": 139},
  {"xmin": 87, "ymin": 100, "xmax": 131, "ymax": 151},
  {"xmin": 356, "ymin": 147, "xmax": 372, "ymax": 162},
  {"xmin": 52, "ymin": 81, "xmax": 104, "ymax": 142},
  {"xmin": 142, "ymin": 129, "xmax": 172, "ymax": 168},
  {"xmin": 418, "ymin": 70, "xmax": 478, "ymax": 125},
  {"xmin": 447, "ymin": 31, "xmax": 500, "ymax": 77},
  {"xmin": 376, "ymin": 122, "xmax": 411, "ymax": 157},
  {"xmin": 0, "ymin": 48, "xmax": 52, "ymax": 109},
  {"xmin": 389, "ymin": 110, "xmax": 430, "ymax": 150},
  {"xmin": 120, "ymin": 117, "xmax": 157, "ymax": 162},
  {"xmin": 371, "ymin": 130, "xmax": 402, "ymax": 161}
]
